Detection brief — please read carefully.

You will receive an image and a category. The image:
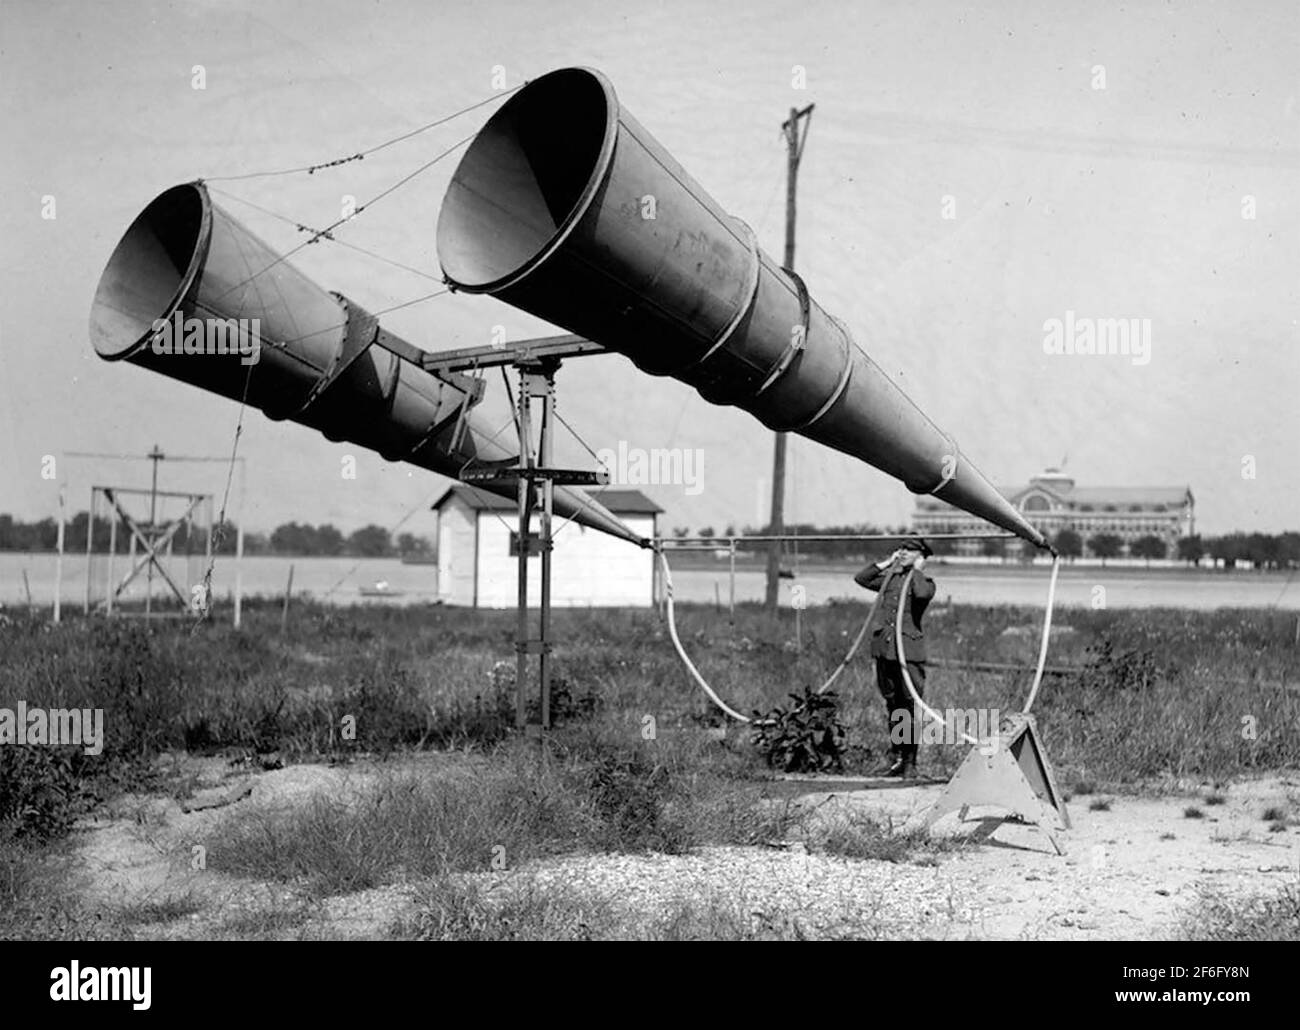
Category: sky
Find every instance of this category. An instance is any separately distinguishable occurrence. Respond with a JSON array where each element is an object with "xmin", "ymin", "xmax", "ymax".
[{"xmin": 1, "ymin": 0, "xmax": 1297, "ymax": 541}]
